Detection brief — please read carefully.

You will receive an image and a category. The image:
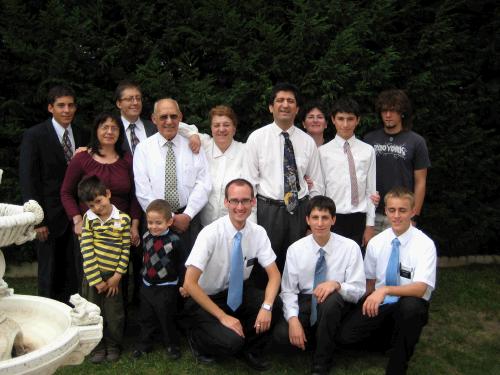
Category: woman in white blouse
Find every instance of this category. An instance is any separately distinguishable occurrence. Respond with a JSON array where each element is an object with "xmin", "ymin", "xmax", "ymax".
[{"xmin": 180, "ymin": 105, "xmax": 256, "ymax": 226}]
